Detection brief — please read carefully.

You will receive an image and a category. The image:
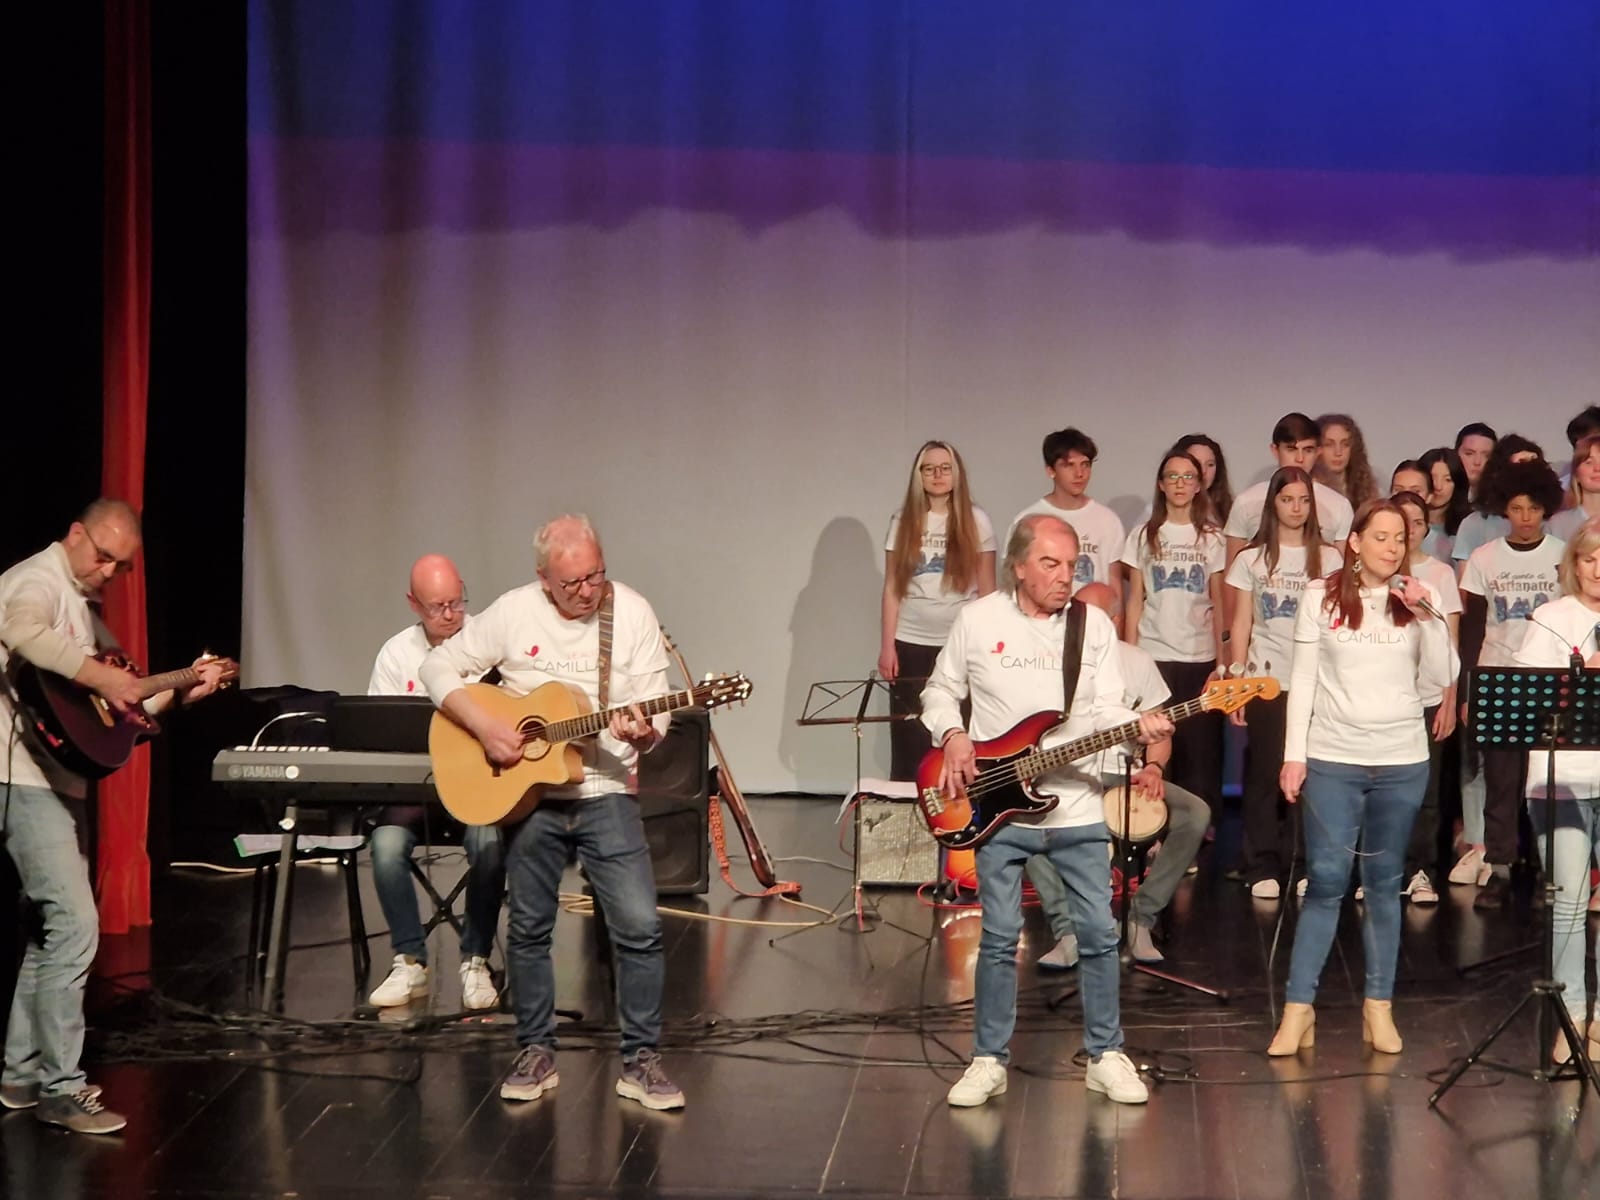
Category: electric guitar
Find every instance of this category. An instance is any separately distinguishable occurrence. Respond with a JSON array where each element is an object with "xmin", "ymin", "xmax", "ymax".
[
  {"xmin": 429, "ymin": 674, "xmax": 753, "ymax": 826},
  {"xmin": 915, "ymin": 676, "xmax": 1278, "ymax": 849},
  {"xmin": 6, "ymin": 652, "xmax": 238, "ymax": 779}
]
